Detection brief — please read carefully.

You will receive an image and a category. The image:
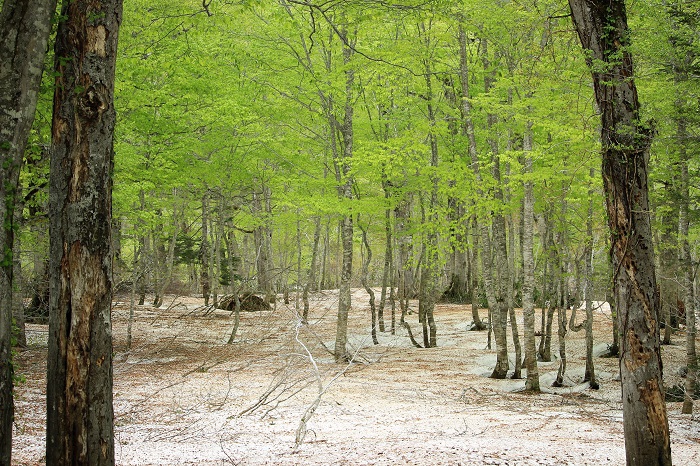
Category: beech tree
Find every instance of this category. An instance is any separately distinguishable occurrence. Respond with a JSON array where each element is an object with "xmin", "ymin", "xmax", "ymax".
[
  {"xmin": 46, "ymin": 0, "xmax": 123, "ymax": 464},
  {"xmin": 0, "ymin": 1, "xmax": 56, "ymax": 462},
  {"xmin": 569, "ymin": 0, "xmax": 672, "ymax": 463}
]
